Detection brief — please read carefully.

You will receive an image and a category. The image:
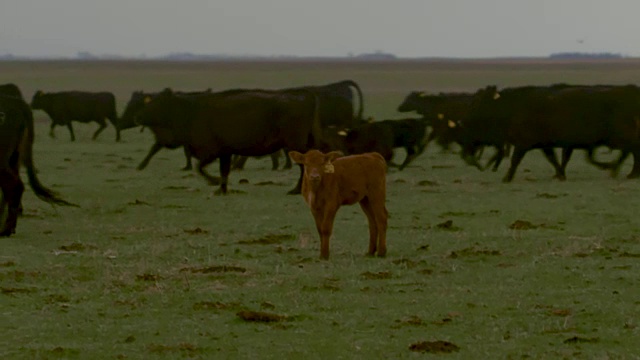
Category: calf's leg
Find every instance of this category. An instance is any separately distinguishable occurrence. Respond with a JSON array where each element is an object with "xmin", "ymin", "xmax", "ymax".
[
  {"xmin": 359, "ymin": 198, "xmax": 379, "ymax": 256},
  {"xmin": 313, "ymin": 206, "xmax": 338, "ymax": 260}
]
